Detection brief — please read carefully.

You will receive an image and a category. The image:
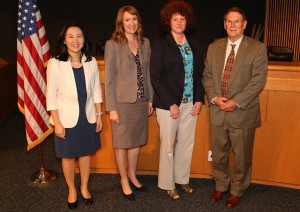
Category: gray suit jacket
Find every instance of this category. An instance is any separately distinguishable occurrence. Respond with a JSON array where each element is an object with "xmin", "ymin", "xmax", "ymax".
[
  {"xmin": 203, "ymin": 36, "xmax": 268, "ymax": 129},
  {"xmin": 104, "ymin": 38, "xmax": 153, "ymax": 111}
]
